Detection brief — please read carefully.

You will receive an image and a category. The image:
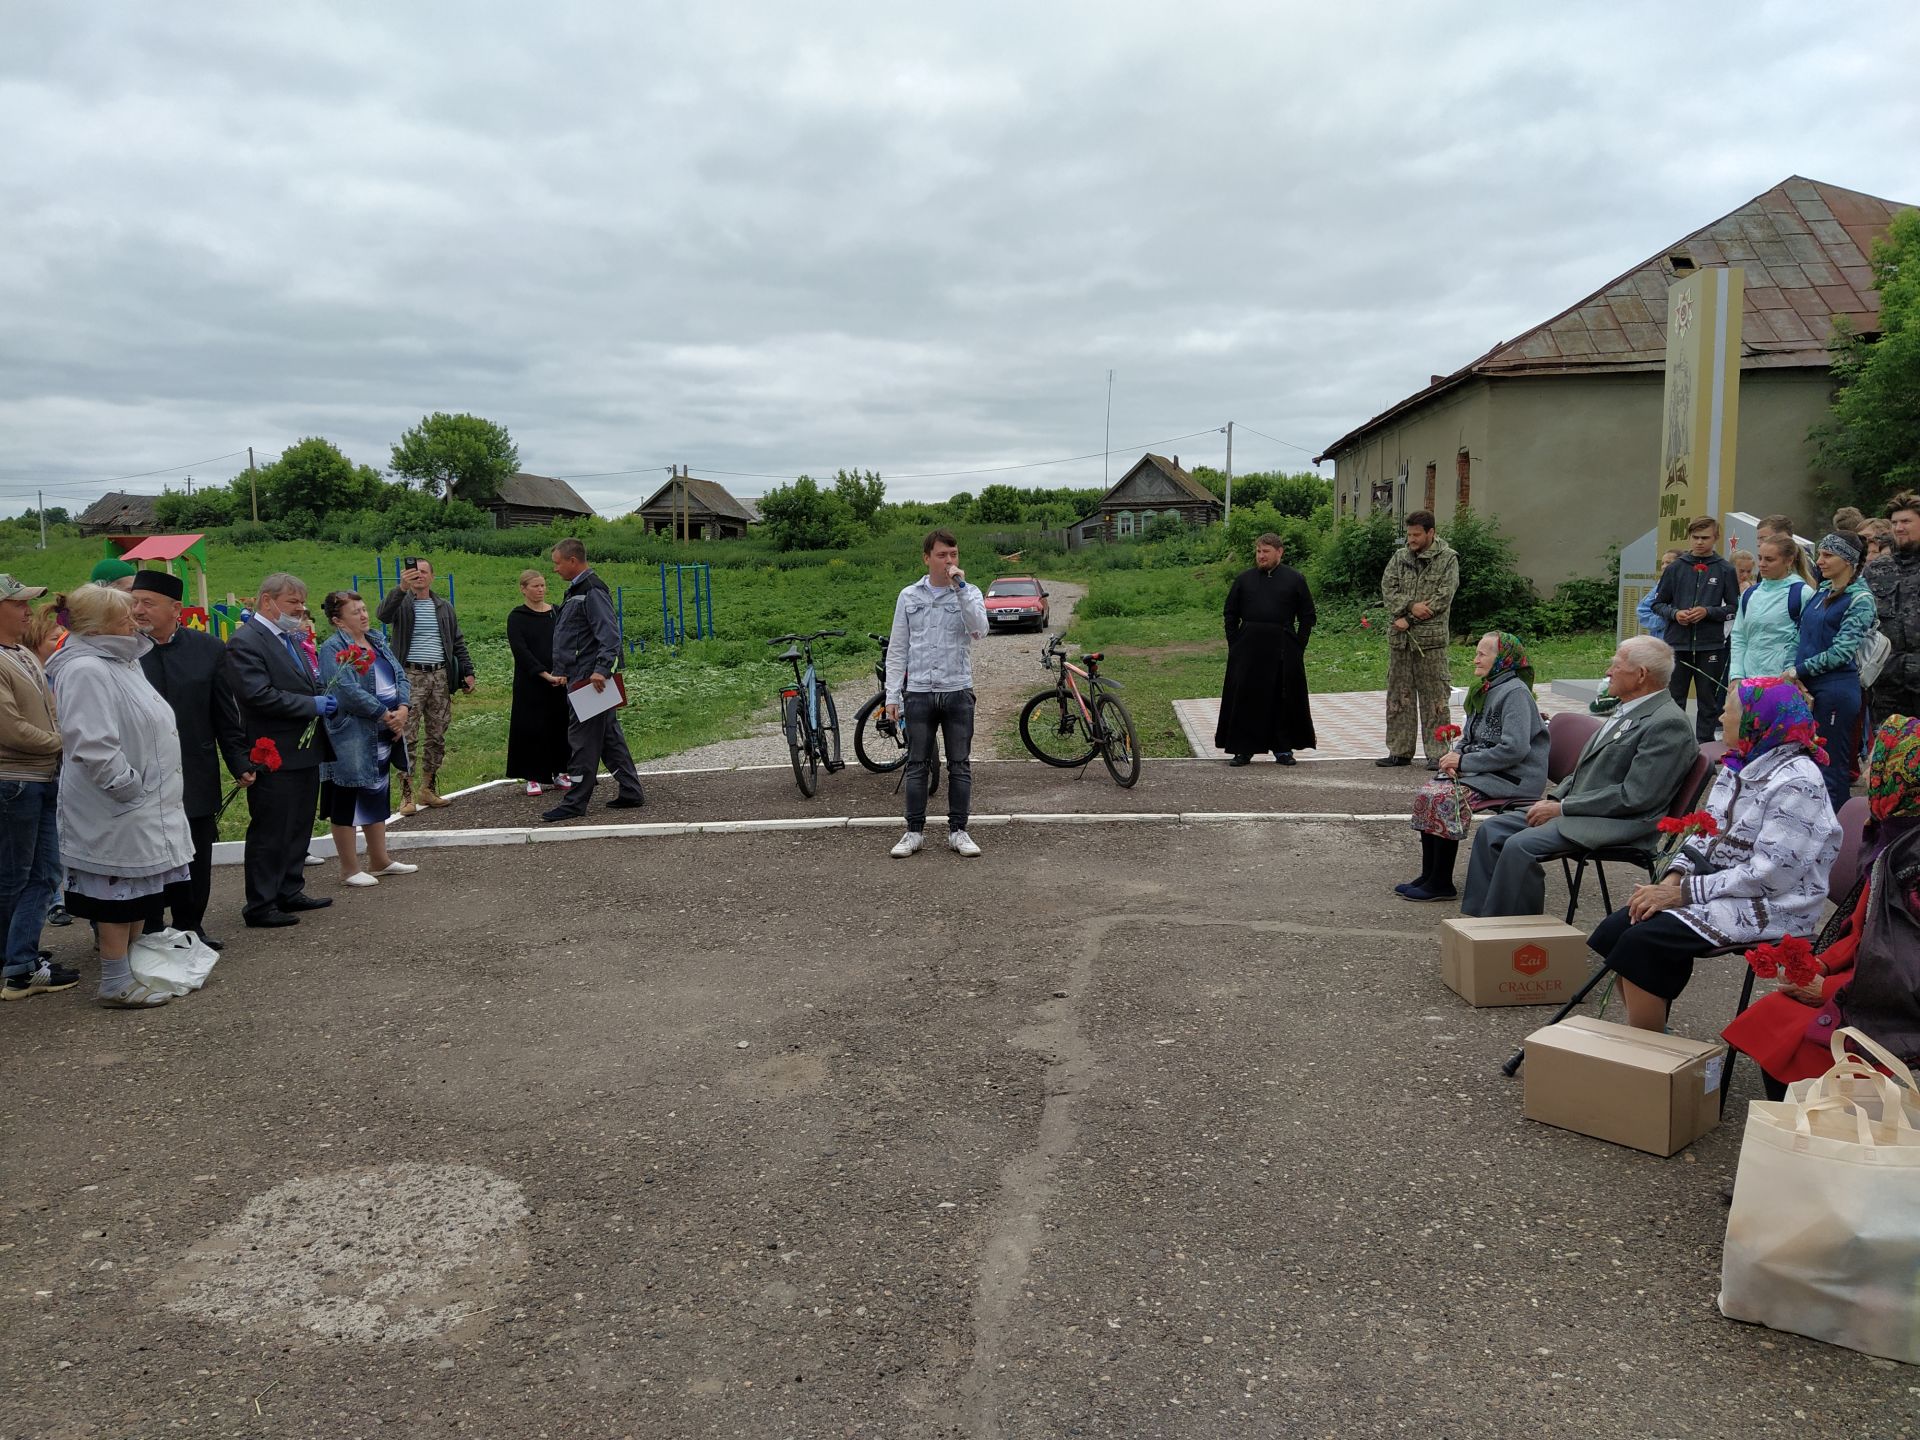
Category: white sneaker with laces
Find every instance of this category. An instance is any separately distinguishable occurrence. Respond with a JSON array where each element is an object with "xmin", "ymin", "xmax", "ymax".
[
  {"xmin": 890, "ymin": 831, "xmax": 924, "ymax": 859},
  {"xmin": 948, "ymin": 829, "xmax": 981, "ymax": 858},
  {"xmin": 525, "ymin": 781, "xmax": 544, "ymax": 796}
]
